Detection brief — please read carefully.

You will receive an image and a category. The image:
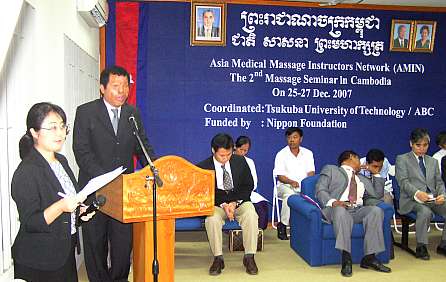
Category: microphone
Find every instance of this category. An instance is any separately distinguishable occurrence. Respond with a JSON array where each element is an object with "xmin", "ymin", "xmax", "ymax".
[
  {"xmin": 76, "ymin": 195, "xmax": 106, "ymax": 226},
  {"xmin": 128, "ymin": 114, "xmax": 163, "ymax": 187},
  {"xmin": 129, "ymin": 115, "xmax": 139, "ymax": 131}
]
